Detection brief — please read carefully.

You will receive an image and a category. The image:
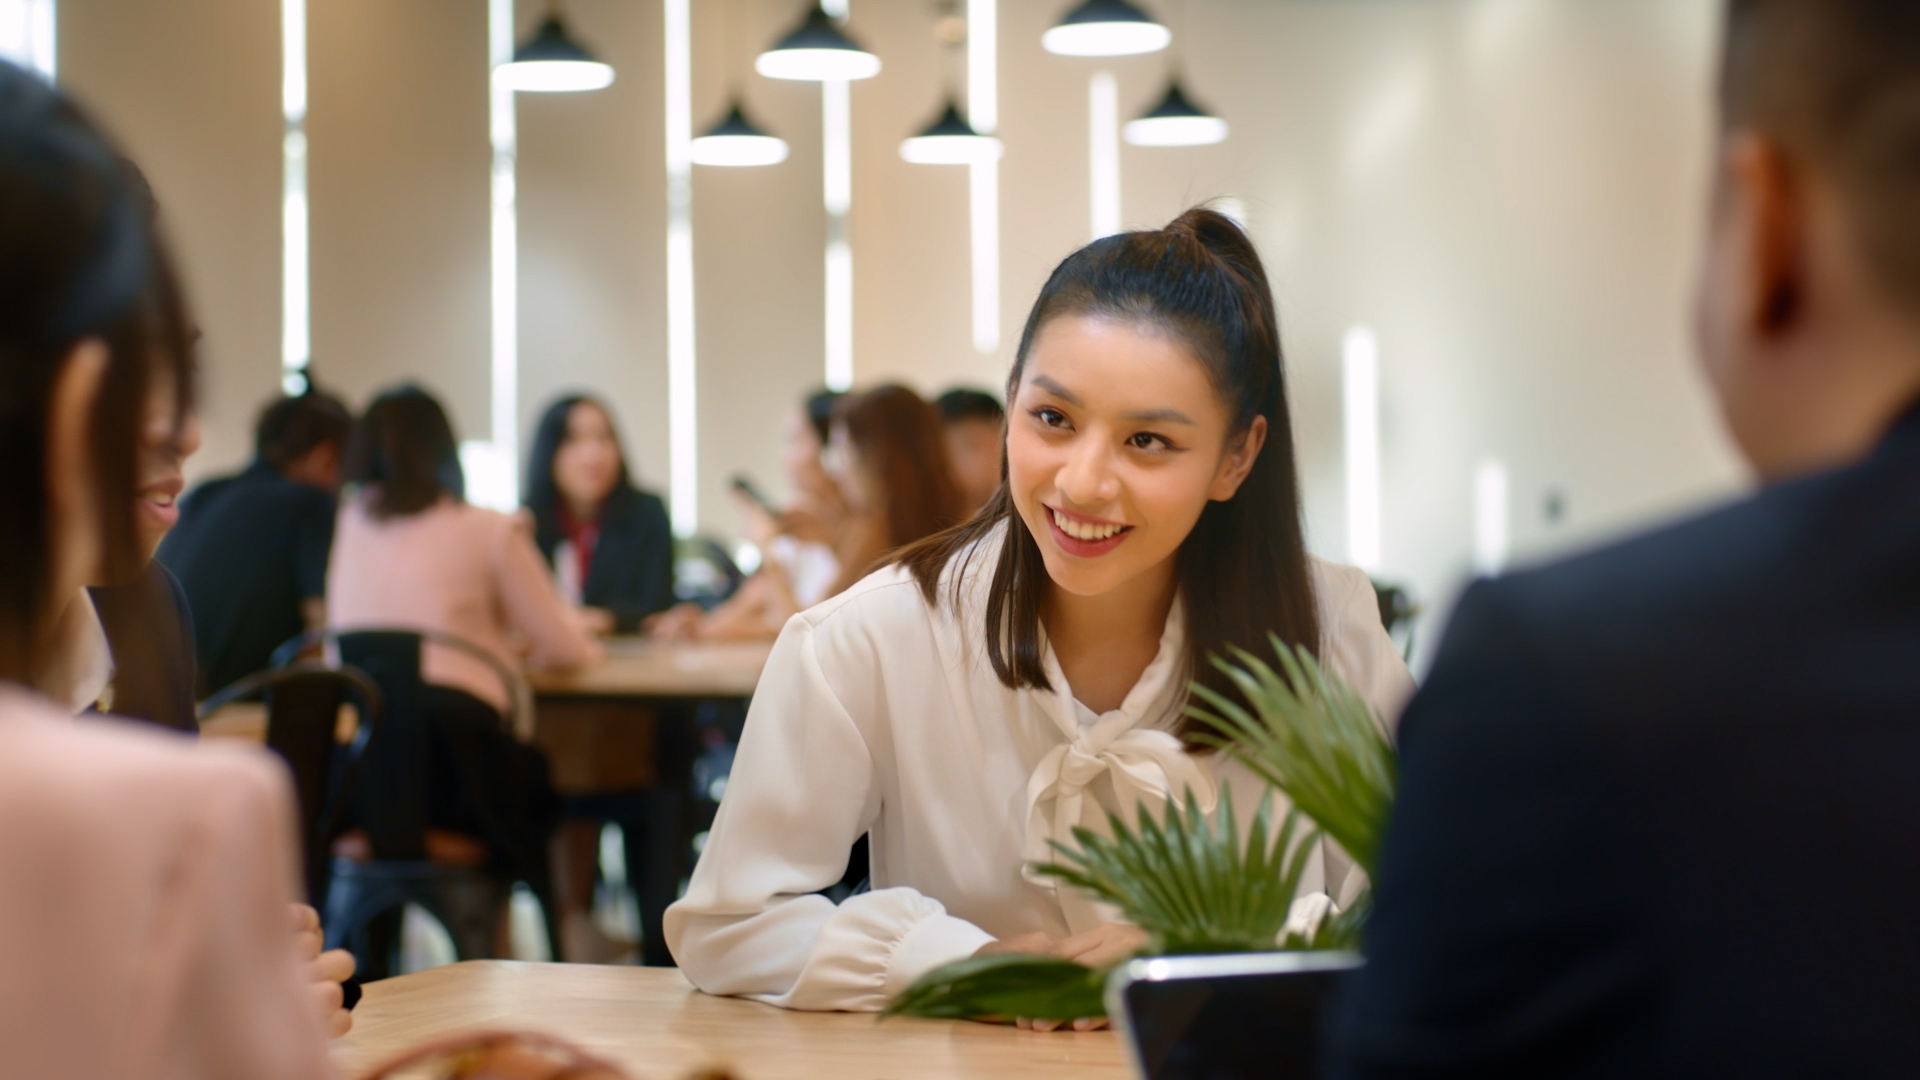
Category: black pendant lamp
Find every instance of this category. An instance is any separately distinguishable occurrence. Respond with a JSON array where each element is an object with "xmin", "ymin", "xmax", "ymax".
[
  {"xmin": 900, "ymin": 101, "xmax": 1002, "ymax": 164},
  {"xmin": 756, "ymin": 5, "xmax": 882, "ymax": 81},
  {"xmin": 691, "ymin": 103, "xmax": 791, "ymax": 166},
  {"xmin": 1124, "ymin": 80, "xmax": 1228, "ymax": 146},
  {"xmin": 495, "ymin": 12, "xmax": 615, "ymax": 92},
  {"xmin": 1042, "ymin": 0, "xmax": 1170, "ymax": 58}
]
